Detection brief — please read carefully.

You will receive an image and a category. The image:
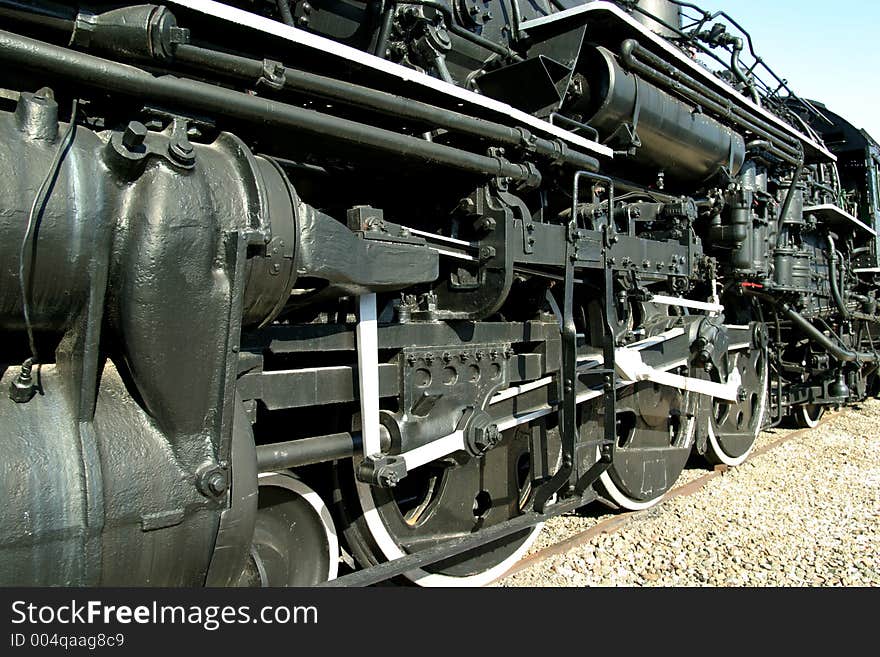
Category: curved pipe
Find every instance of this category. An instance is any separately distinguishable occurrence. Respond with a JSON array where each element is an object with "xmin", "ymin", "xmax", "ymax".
[
  {"xmin": 746, "ymin": 290, "xmax": 879, "ymax": 364},
  {"xmin": 826, "ymin": 234, "xmax": 850, "ymax": 320},
  {"xmin": 774, "ymin": 152, "xmax": 805, "ymax": 248},
  {"xmin": 780, "ymin": 302, "xmax": 877, "ymax": 364},
  {"xmin": 729, "ymin": 37, "xmax": 760, "ymax": 107}
]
